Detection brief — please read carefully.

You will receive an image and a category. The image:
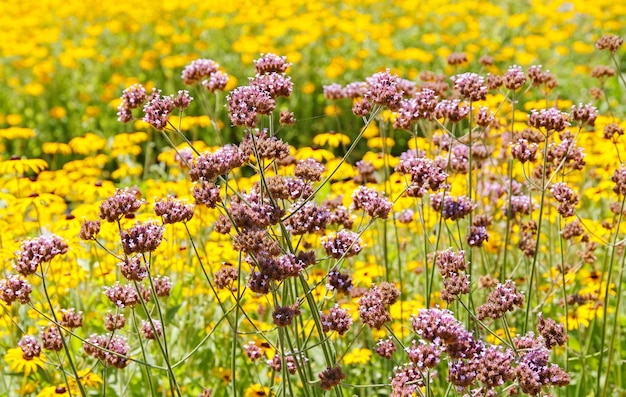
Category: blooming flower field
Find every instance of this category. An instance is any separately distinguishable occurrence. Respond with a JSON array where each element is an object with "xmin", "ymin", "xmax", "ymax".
[{"xmin": 1, "ymin": 1, "xmax": 625, "ymax": 396}]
